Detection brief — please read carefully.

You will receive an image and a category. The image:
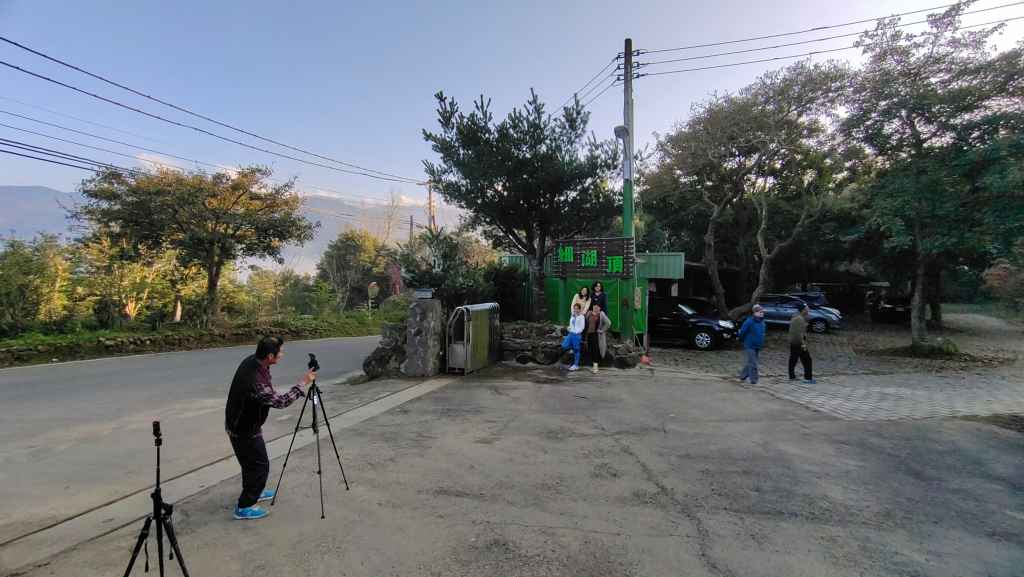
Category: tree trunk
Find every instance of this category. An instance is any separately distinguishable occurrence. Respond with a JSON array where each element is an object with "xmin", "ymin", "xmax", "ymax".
[
  {"xmin": 926, "ymin": 263, "xmax": 943, "ymax": 328},
  {"xmin": 172, "ymin": 294, "xmax": 183, "ymax": 323},
  {"xmin": 205, "ymin": 263, "xmax": 222, "ymax": 327},
  {"xmin": 527, "ymin": 253, "xmax": 547, "ymax": 322},
  {"xmin": 910, "ymin": 258, "xmax": 929, "ymax": 349},
  {"xmin": 704, "ymin": 217, "xmax": 731, "ymax": 319}
]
